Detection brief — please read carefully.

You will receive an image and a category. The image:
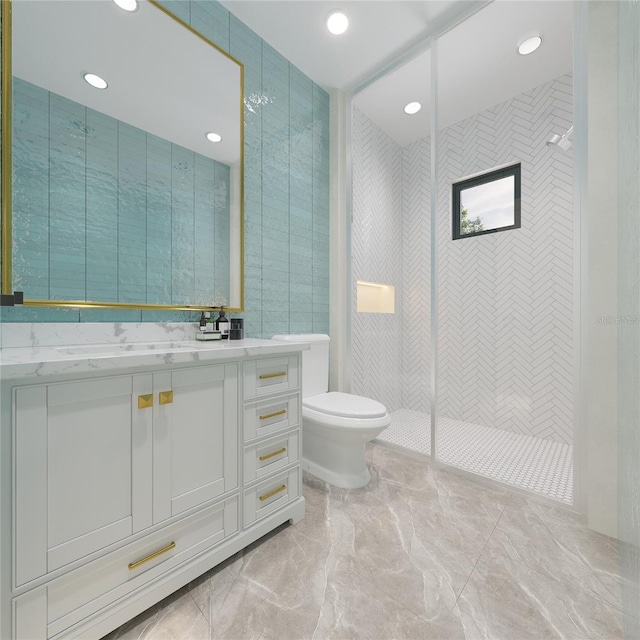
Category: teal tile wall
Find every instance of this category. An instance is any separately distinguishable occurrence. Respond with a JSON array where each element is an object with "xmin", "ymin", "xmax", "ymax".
[
  {"xmin": 10, "ymin": 77, "xmax": 230, "ymax": 309},
  {"xmin": 1, "ymin": 1, "xmax": 331, "ymax": 339},
  {"xmin": 225, "ymin": 7, "xmax": 330, "ymax": 338}
]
